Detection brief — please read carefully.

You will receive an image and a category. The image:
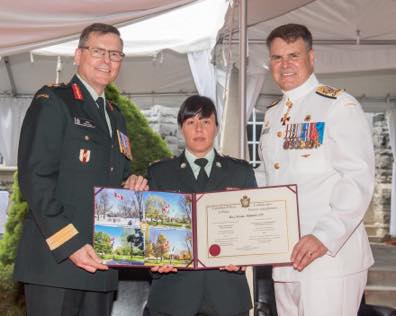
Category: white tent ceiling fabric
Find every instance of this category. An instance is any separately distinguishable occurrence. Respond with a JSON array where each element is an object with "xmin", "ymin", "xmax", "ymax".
[
  {"xmin": 0, "ymin": 0, "xmax": 195, "ymax": 56},
  {"xmin": 32, "ymin": 0, "xmax": 229, "ymax": 57}
]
